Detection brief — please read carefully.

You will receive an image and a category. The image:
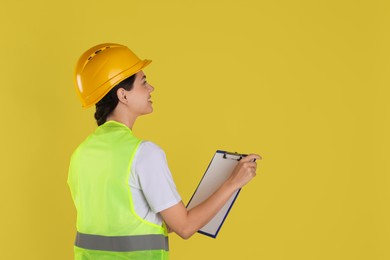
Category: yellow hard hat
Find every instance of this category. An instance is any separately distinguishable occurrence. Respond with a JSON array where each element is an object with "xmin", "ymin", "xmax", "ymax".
[{"xmin": 74, "ymin": 43, "xmax": 152, "ymax": 108}]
